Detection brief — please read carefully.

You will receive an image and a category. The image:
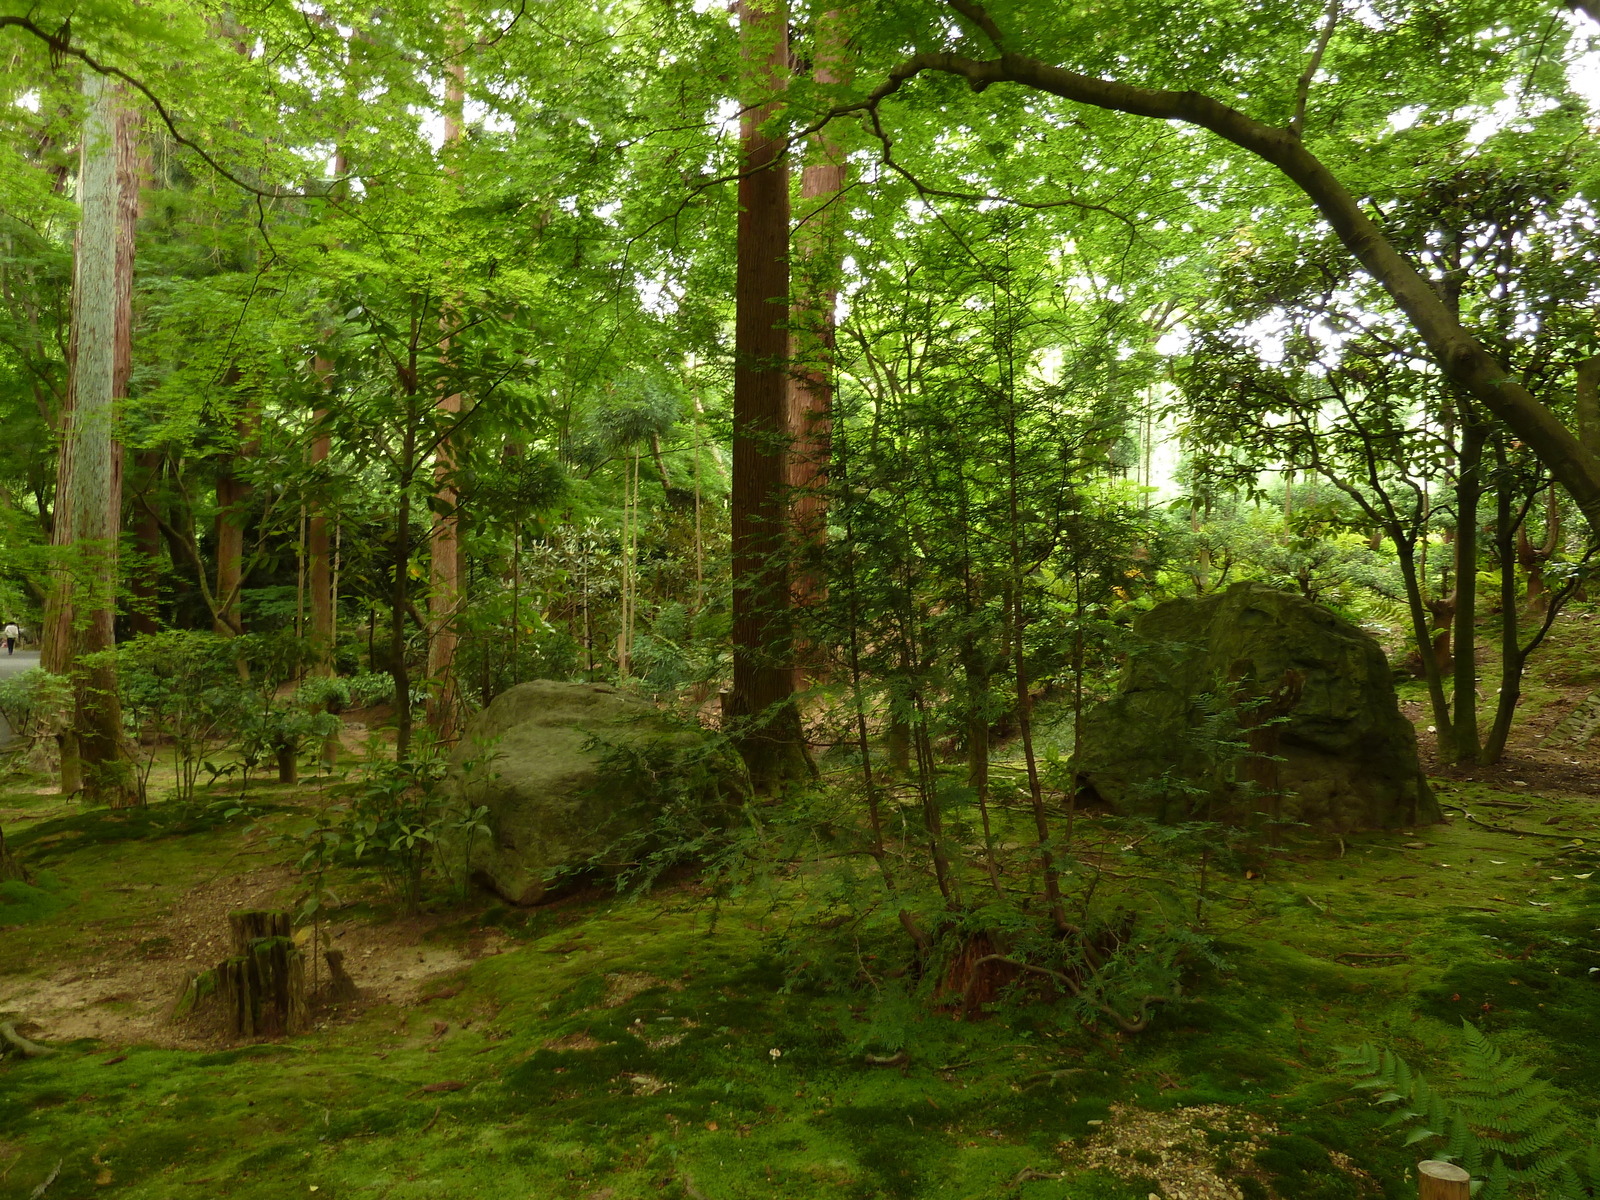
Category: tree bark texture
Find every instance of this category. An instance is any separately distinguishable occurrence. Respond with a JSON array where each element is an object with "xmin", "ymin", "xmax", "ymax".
[
  {"xmin": 216, "ymin": 909, "xmax": 307, "ymax": 1039},
  {"xmin": 787, "ymin": 7, "xmax": 850, "ymax": 684},
  {"xmin": 42, "ymin": 74, "xmax": 134, "ymax": 804},
  {"xmin": 1578, "ymin": 356, "xmax": 1600, "ymax": 460},
  {"xmin": 731, "ymin": 0, "xmax": 808, "ymax": 789},
  {"xmin": 872, "ymin": 18, "xmax": 1600, "ymax": 534}
]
